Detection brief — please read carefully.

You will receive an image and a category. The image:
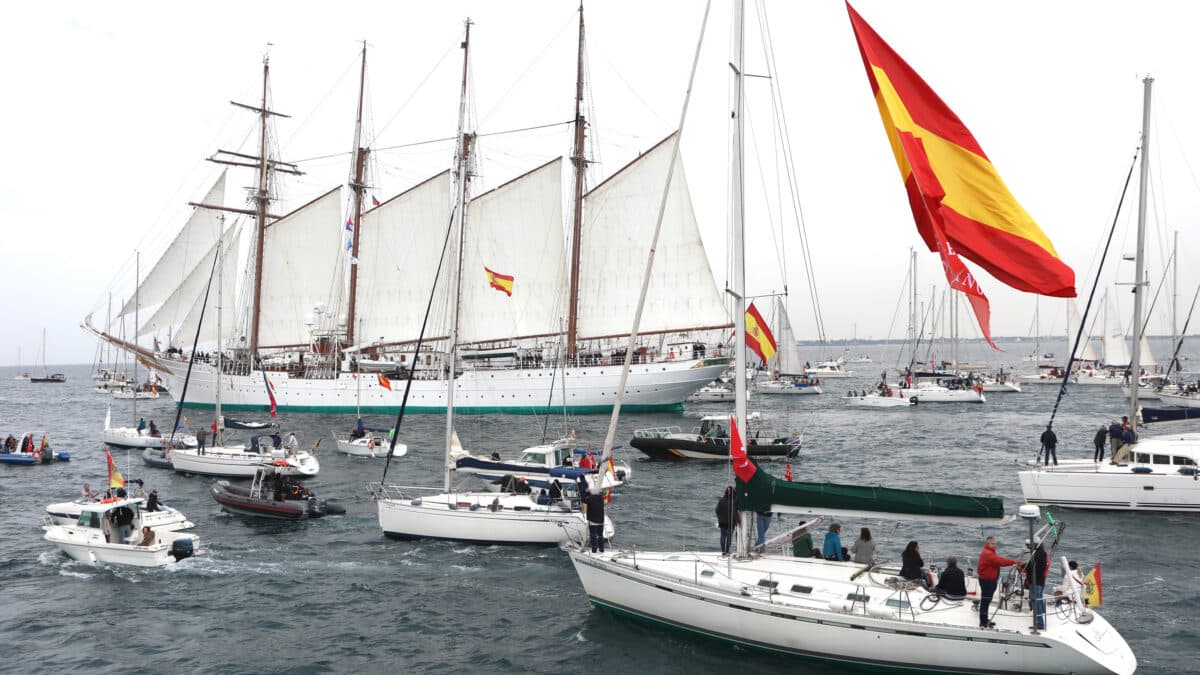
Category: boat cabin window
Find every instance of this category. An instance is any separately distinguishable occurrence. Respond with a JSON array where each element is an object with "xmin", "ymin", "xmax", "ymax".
[
  {"xmin": 699, "ymin": 419, "xmax": 713, "ymax": 435},
  {"xmin": 1153, "ymin": 455, "xmax": 1171, "ymax": 465},
  {"xmin": 519, "ymin": 451, "xmax": 545, "ymax": 464},
  {"xmin": 757, "ymin": 579, "xmax": 779, "ymax": 589},
  {"xmin": 1135, "ymin": 453, "xmax": 1150, "ymax": 464},
  {"xmin": 700, "ymin": 570, "xmax": 715, "ymax": 578},
  {"xmin": 555, "ymin": 448, "xmax": 570, "ymax": 465},
  {"xmin": 885, "ymin": 598, "xmax": 911, "ymax": 609},
  {"xmin": 789, "ymin": 584, "xmax": 813, "ymax": 594},
  {"xmin": 77, "ymin": 512, "xmax": 99, "ymax": 528},
  {"xmin": 846, "ymin": 592, "xmax": 870, "ymax": 603},
  {"xmin": 1173, "ymin": 456, "xmax": 1197, "ymax": 466}
]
